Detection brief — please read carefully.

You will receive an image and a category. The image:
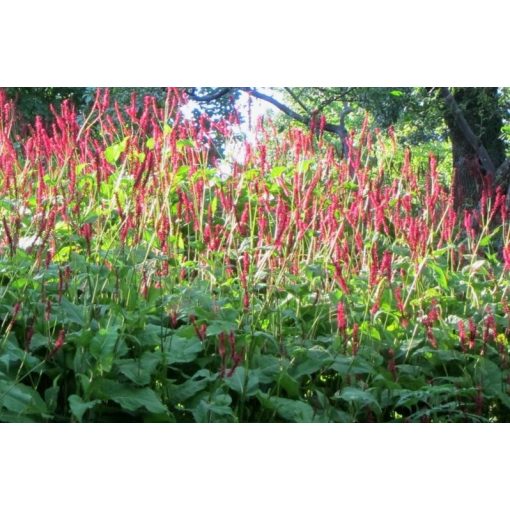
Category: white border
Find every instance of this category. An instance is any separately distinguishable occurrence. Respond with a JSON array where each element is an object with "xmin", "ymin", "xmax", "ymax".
[
  {"xmin": 1, "ymin": 0, "xmax": 509, "ymax": 85},
  {"xmin": 1, "ymin": 2, "xmax": 509, "ymax": 508},
  {"xmin": 1, "ymin": 424, "xmax": 509, "ymax": 509}
]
